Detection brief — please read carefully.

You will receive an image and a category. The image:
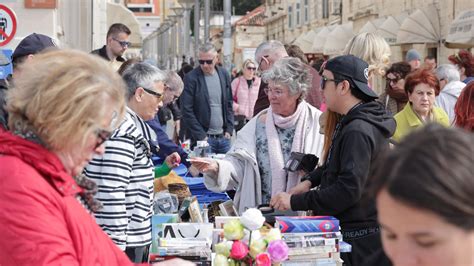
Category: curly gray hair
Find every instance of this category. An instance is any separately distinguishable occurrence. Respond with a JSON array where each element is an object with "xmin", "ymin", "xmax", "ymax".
[{"xmin": 261, "ymin": 57, "xmax": 310, "ymax": 99}]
